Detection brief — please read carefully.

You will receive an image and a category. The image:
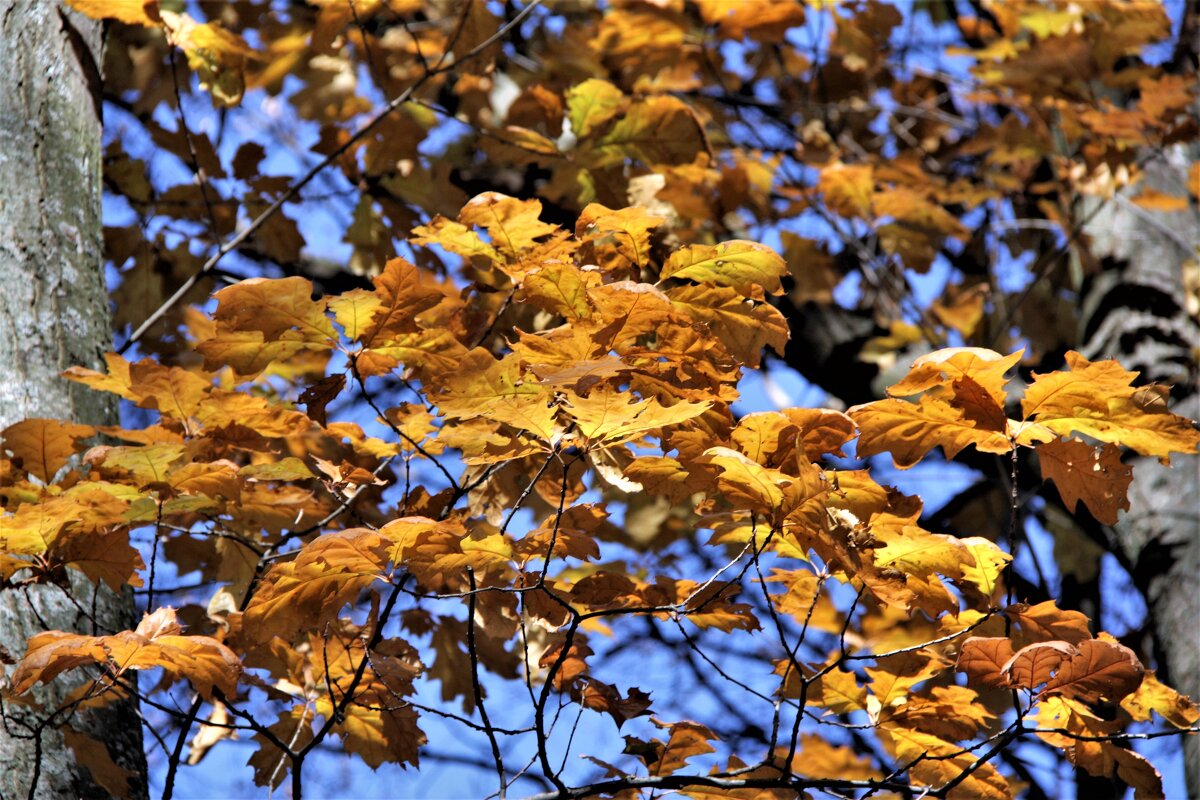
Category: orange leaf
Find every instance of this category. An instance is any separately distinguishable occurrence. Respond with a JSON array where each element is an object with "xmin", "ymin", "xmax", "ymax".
[
  {"xmin": 958, "ymin": 636, "xmax": 1016, "ymax": 689},
  {"xmin": 11, "ymin": 608, "xmax": 239, "ymax": 701},
  {"xmin": 243, "ymin": 529, "xmax": 390, "ymax": 642},
  {"xmin": 2, "ymin": 418, "xmax": 96, "ymax": 483}
]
